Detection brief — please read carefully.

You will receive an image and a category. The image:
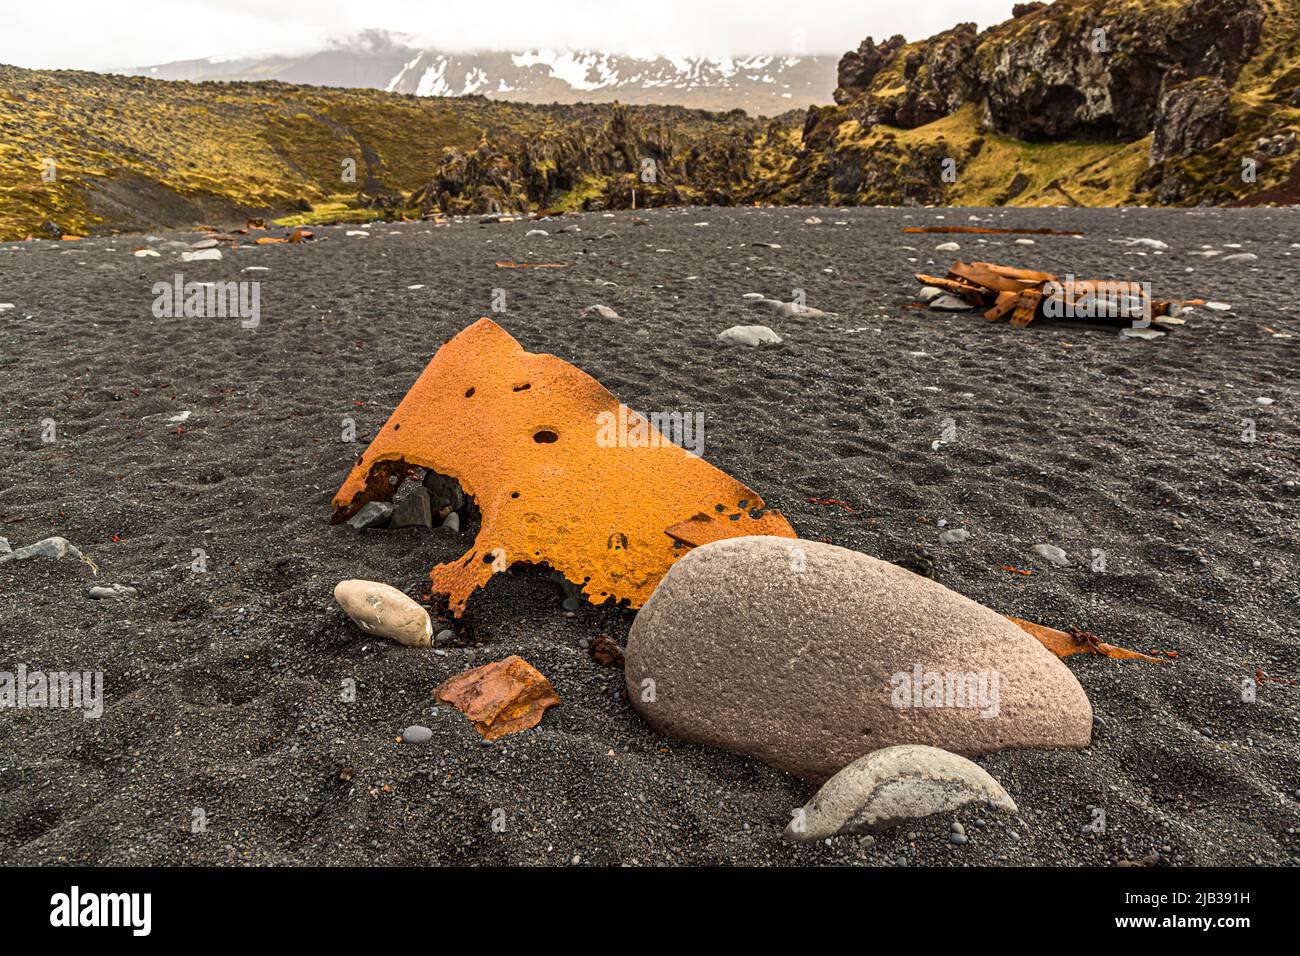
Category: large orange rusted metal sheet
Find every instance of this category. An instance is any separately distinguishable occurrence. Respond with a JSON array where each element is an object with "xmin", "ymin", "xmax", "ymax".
[{"xmin": 331, "ymin": 318, "xmax": 796, "ymax": 616}]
